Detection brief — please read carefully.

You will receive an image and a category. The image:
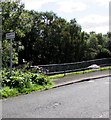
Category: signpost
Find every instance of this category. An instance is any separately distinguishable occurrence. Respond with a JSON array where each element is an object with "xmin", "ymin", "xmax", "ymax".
[
  {"xmin": 6, "ymin": 32, "xmax": 15, "ymax": 75},
  {"xmin": 6, "ymin": 32, "xmax": 15, "ymax": 39}
]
